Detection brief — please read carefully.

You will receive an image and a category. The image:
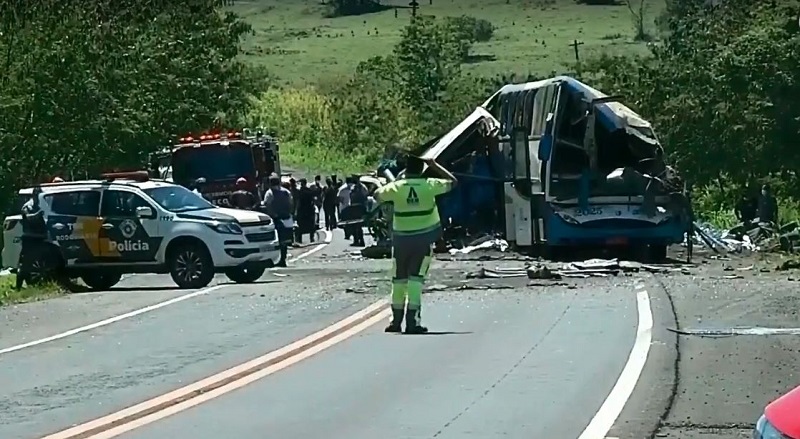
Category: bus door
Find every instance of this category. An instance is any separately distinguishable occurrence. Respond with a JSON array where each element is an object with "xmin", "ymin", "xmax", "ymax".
[
  {"xmin": 538, "ymin": 82, "xmax": 564, "ymax": 203},
  {"xmin": 529, "ymin": 82, "xmax": 561, "ymax": 244},
  {"xmin": 501, "ymin": 89, "xmax": 535, "ymax": 246}
]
